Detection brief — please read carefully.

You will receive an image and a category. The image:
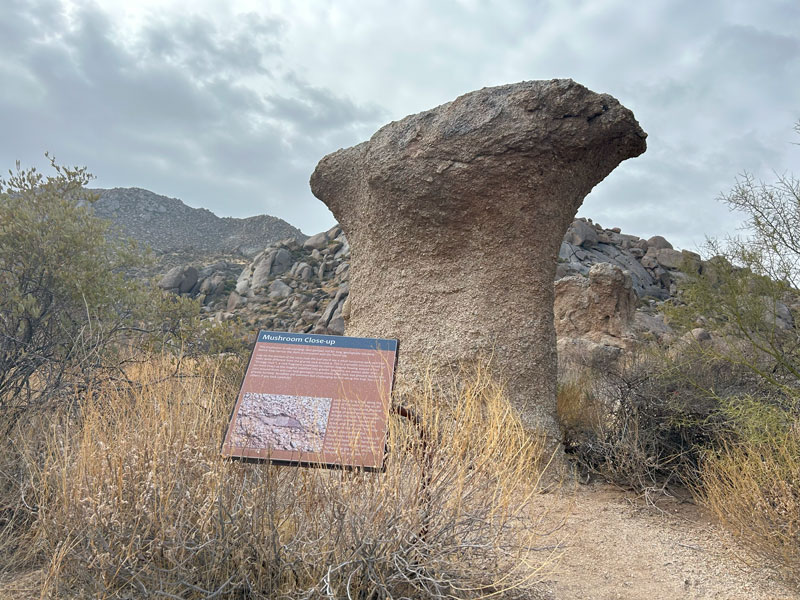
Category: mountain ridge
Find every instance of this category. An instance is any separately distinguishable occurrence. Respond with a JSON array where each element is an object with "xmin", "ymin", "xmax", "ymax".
[{"xmin": 91, "ymin": 187, "xmax": 306, "ymax": 258}]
